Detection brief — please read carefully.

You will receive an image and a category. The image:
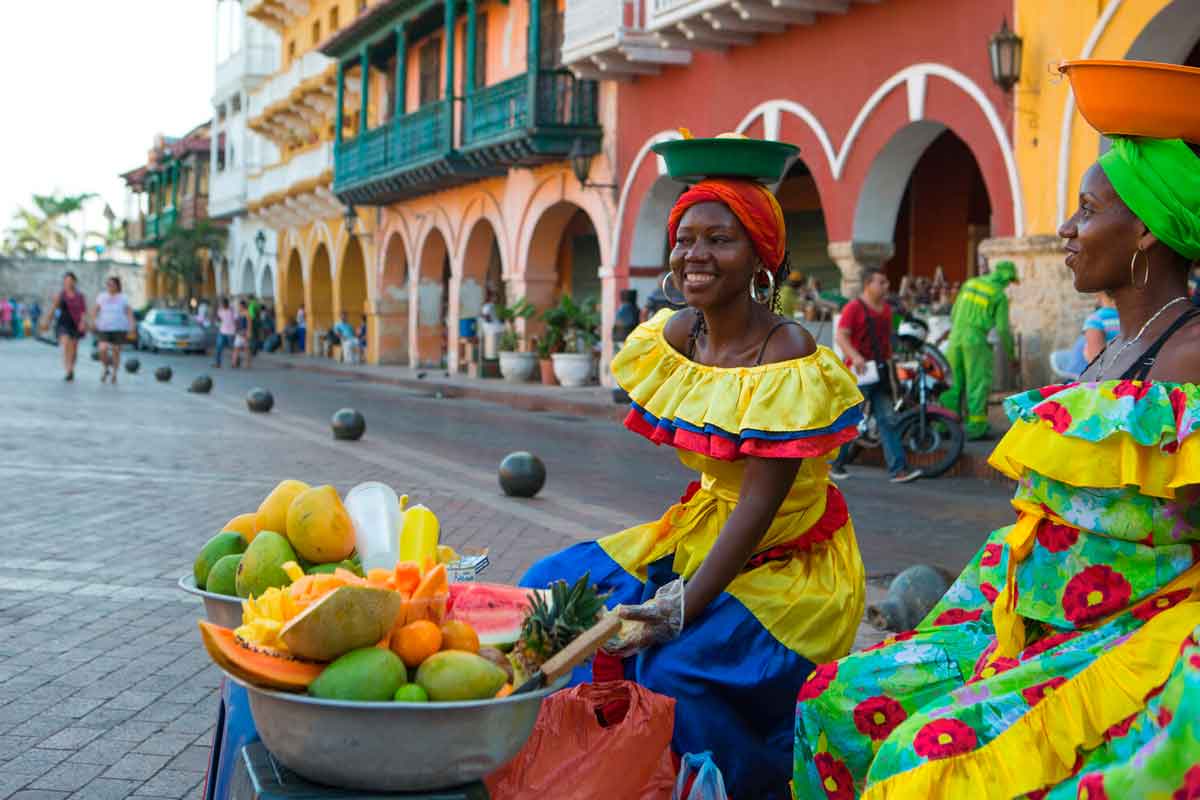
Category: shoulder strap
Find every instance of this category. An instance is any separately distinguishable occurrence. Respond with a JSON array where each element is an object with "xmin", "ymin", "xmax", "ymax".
[
  {"xmin": 1122, "ymin": 307, "xmax": 1200, "ymax": 381},
  {"xmin": 755, "ymin": 320, "xmax": 804, "ymax": 365}
]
